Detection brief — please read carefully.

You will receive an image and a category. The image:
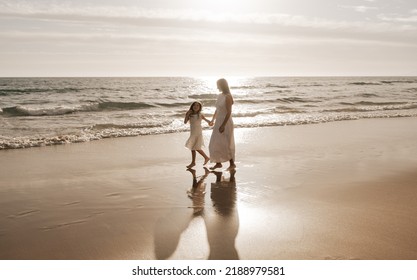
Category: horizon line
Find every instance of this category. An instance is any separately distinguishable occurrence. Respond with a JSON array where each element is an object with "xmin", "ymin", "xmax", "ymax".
[{"xmin": 1, "ymin": 74, "xmax": 417, "ymax": 79}]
